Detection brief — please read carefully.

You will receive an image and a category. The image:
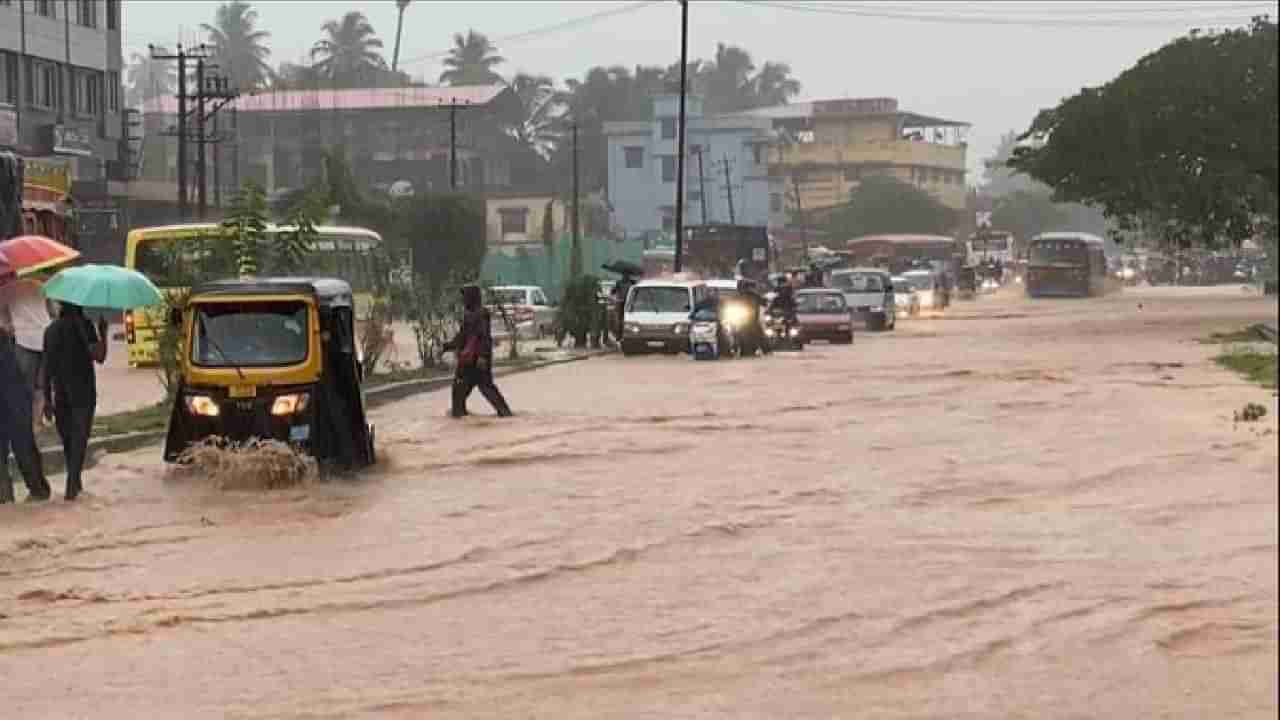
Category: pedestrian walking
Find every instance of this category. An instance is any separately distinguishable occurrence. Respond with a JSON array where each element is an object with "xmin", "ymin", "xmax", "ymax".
[
  {"xmin": 10, "ymin": 274, "xmax": 55, "ymax": 391},
  {"xmin": 38, "ymin": 301, "xmax": 106, "ymax": 501},
  {"xmin": 1, "ymin": 303, "xmax": 52, "ymax": 503},
  {"xmin": 444, "ymin": 284, "xmax": 513, "ymax": 419}
]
